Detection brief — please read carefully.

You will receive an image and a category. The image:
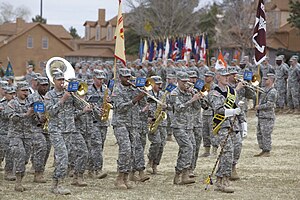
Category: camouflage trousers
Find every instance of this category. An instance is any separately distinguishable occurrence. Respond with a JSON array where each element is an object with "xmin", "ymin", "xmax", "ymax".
[
  {"xmin": 173, "ymin": 128, "xmax": 195, "ymax": 173},
  {"xmin": 192, "ymin": 127, "xmax": 202, "ymax": 171},
  {"xmin": 215, "ymin": 128, "xmax": 233, "ymax": 178},
  {"xmin": 139, "ymin": 122, "xmax": 148, "ymax": 150},
  {"xmin": 133, "ymin": 127, "xmax": 146, "ymax": 171},
  {"xmin": 287, "ymin": 85, "xmax": 300, "ymax": 109},
  {"xmin": 275, "ymin": 82, "xmax": 287, "ymax": 108},
  {"xmin": 147, "ymin": 126, "xmax": 167, "ymax": 165},
  {"xmin": 50, "ymin": 132, "xmax": 88, "ymax": 180},
  {"xmin": 202, "ymin": 115, "xmax": 213, "ymax": 147},
  {"xmin": 9, "ymin": 137, "xmax": 32, "ymax": 174},
  {"xmin": 31, "ymin": 132, "xmax": 51, "ymax": 173},
  {"xmin": 0, "ymin": 134, "xmax": 14, "ymax": 172},
  {"xmin": 231, "ymin": 131, "xmax": 242, "ymax": 166},
  {"xmin": 113, "ymin": 126, "xmax": 136, "ymax": 173},
  {"xmin": 257, "ymin": 118, "xmax": 275, "ymax": 152}
]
